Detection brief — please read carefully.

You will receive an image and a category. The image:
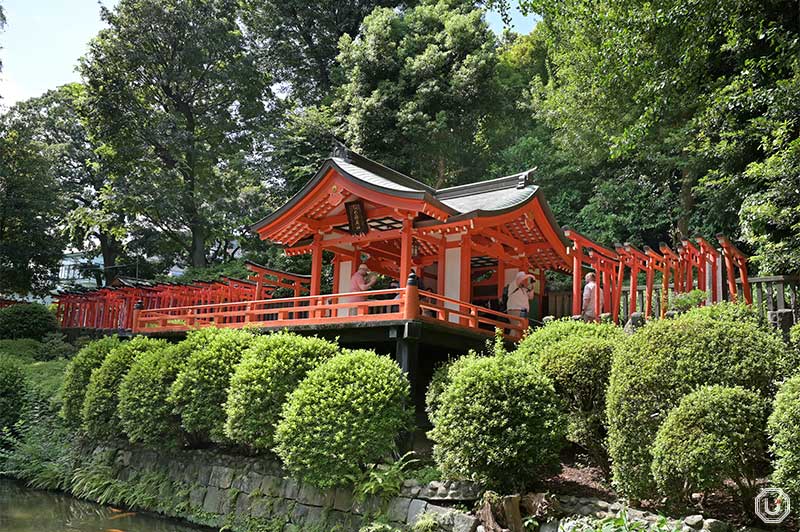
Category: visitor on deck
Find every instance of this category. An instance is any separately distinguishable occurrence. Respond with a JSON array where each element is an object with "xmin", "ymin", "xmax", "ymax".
[
  {"xmin": 582, "ymin": 272, "xmax": 600, "ymax": 322},
  {"xmin": 506, "ymin": 271, "xmax": 535, "ymax": 338},
  {"xmin": 346, "ymin": 263, "xmax": 377, "ymax": 315}
]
